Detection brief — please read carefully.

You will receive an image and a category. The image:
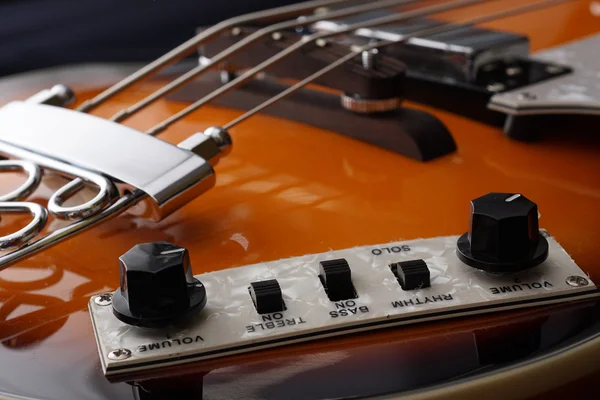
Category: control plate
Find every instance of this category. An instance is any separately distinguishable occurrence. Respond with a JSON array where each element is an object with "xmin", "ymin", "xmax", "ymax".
[{"xmin": 90, "ymin": 233, "xmax": 598, "ymax": 378}]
